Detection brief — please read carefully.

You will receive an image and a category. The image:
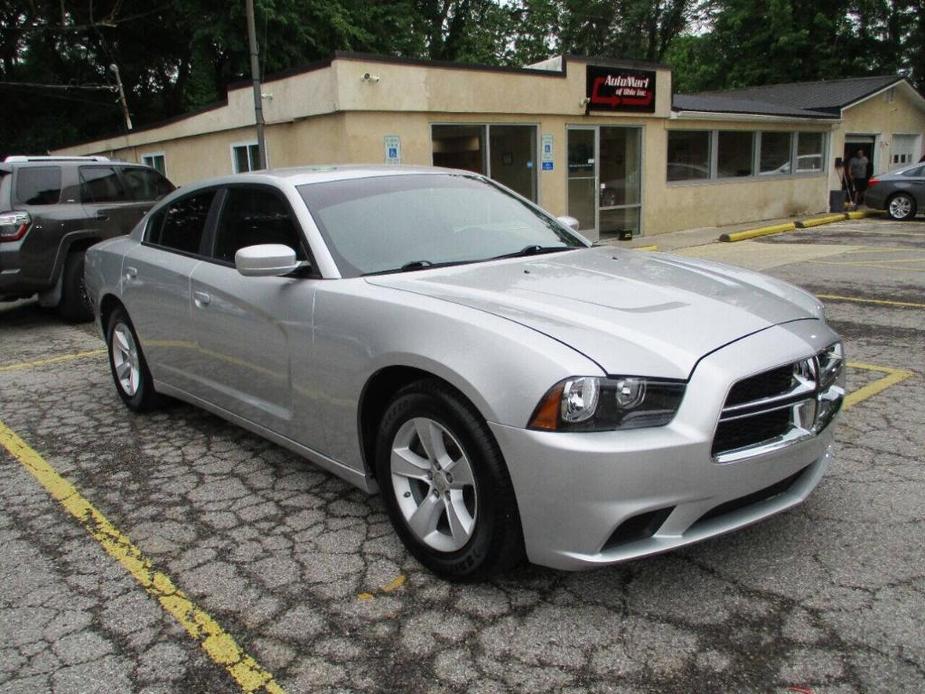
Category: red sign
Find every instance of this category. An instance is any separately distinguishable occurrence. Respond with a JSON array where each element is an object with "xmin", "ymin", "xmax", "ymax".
[{"xmin": 586, "ymin": 66, "xmax": 656, "ymax": 113}]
